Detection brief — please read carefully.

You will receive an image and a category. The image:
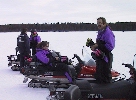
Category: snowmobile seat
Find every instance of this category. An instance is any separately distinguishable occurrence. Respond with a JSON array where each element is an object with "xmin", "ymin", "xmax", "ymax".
[
  {"xmin": 64, "ymin": 85, "xmax": 81, "ymax": 100},
  {"xmin": 24, "ymin": 55, "xmax": 76, "ymax": 77},
  {"xmin": 64, "ymin": 80, "xmax": 93, "ymax": 100},
  {"xmin": 68, "ymin": 65, "xmax": 77, "ymax": 77},
  {"xmin": 25, "ymin": 62, "xmax": 76, "ymax": 77}
]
